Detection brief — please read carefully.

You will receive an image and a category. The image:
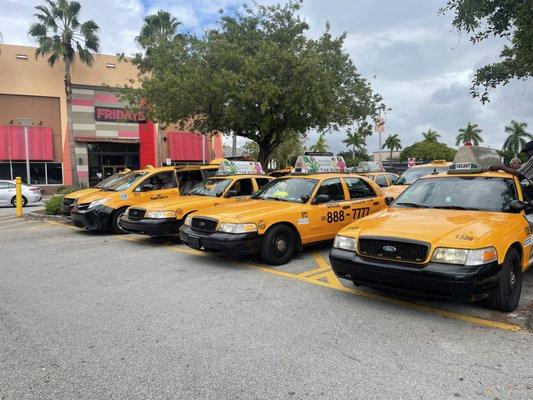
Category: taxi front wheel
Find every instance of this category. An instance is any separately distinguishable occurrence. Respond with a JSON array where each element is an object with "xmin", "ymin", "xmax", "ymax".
[
  {"xmin": 260, "ymin": 224, "xmax": 296, "ymax": 266},
  {"xmin": 486, "ymin": 248, "xmax": 522, "ymax": 312},
  {"xmin": 111, "ymin": 208, "xmax": 129, "ymax": 234}
]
